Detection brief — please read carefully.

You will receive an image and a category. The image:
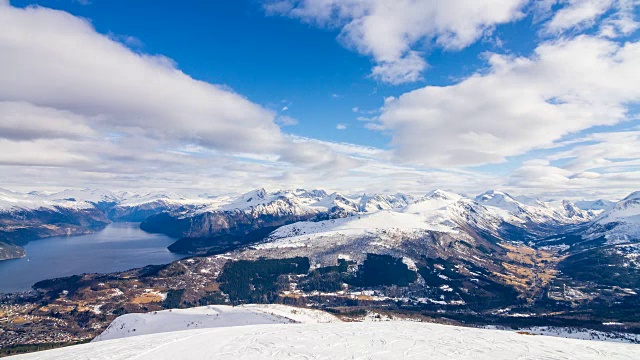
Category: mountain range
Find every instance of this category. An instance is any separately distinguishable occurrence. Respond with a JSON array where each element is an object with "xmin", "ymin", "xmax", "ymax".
[
  {"xmin": 0, "ymin": 187, "xmax": 634, "ymax": 261},
  {"xmin": 2, "ymin": 187, "xmax": 640, "ymax": 356}
]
